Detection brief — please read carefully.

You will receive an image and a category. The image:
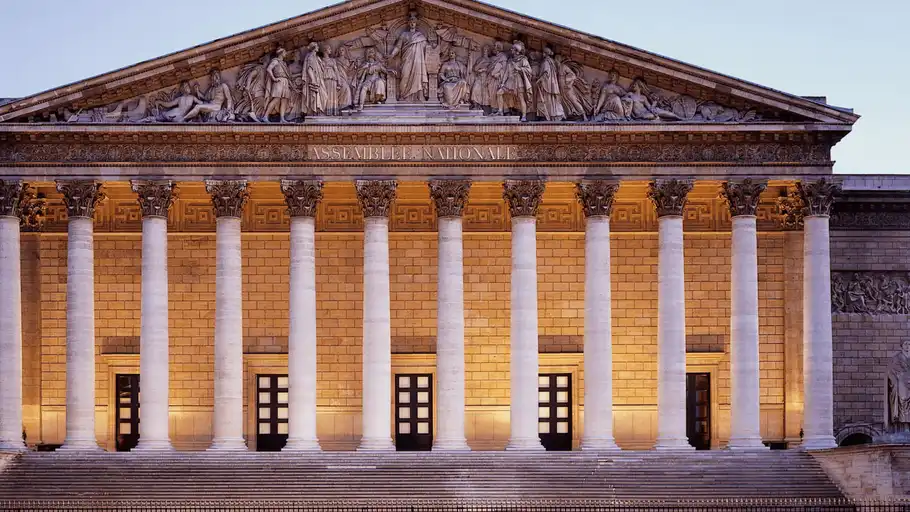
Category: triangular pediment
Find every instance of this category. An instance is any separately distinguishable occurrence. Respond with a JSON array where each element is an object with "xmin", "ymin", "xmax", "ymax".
[{"xmin": 0, "ymin": 0, "xmax": 858, "ymax": 125}]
